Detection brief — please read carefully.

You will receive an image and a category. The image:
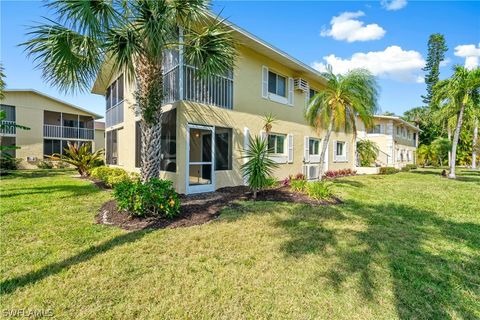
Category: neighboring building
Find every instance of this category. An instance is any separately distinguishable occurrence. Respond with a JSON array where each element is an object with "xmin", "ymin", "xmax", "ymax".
[
  {"xmin": 357, "ymin": 115, "xmax": 420, "ymax": 168},
  {"xmin": 94, "ymin": 121, "xmax": 106, "ymax": 152},
  {"xmin": 92, "ymin": 22, "xmax": 357, "ymax": 194},
  {"xmin": 0, "ymin": 89, "xmax": 103, "ymax": 168}
]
